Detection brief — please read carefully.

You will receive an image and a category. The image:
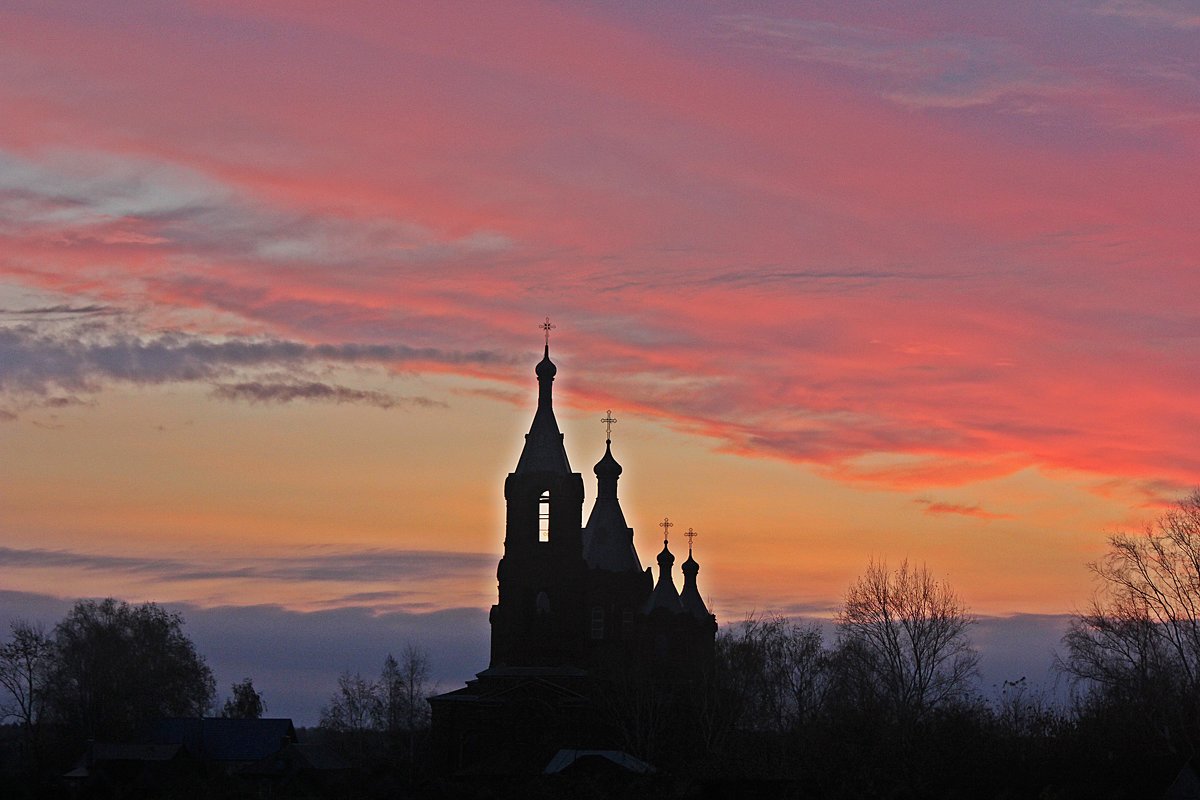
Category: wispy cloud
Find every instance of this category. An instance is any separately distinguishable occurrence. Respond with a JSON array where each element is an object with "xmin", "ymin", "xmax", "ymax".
[
  {"xmin": 0, "ymin": 545, "xmax": 494, "ymax": 586},
  {"xmin": 915, "ymin": 497, "xmax": 1013, "ymax": 521},
  {"xmin": 210, "ymin": 381, "xmax": 445, "ymax": 410},
  {"xmin": 1091, "ymin": 0, "xmax": 1200, "ymax": 30},
  {"xmin": 0, "ymin": 304, "xmax": 113, "ymax": 317},
  {"xmin": 0, "ymin": 323, "xmax": 509, "ymax": 397},
  {"xmin": 0, "ymin": 149, "xmax": 512, "ymax": 271},
  {"xmin": 720, "ymin": 15, "xmax": 1071, "ymax": 110}
]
